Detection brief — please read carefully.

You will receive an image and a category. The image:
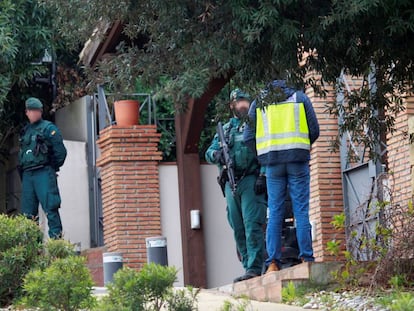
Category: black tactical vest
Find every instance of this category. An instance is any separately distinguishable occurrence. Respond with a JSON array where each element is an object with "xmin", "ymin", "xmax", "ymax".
[{"xmin": 19, "ymin": 121, "xmax": 50, "ymax": 170}]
